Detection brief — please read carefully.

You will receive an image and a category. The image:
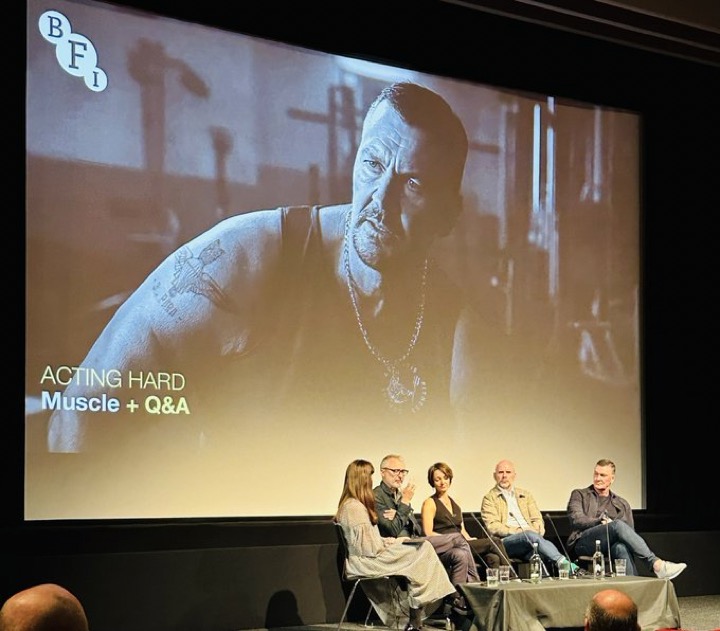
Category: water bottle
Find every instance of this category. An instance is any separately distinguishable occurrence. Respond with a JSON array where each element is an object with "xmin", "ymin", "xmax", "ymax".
[
  {"xmin": 529, "ymin": 541, "xmax": 542, "ymax": 583},
  {"xmin": 592, "ymin": 539, "xmax": 605, "ymax": 579}
]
